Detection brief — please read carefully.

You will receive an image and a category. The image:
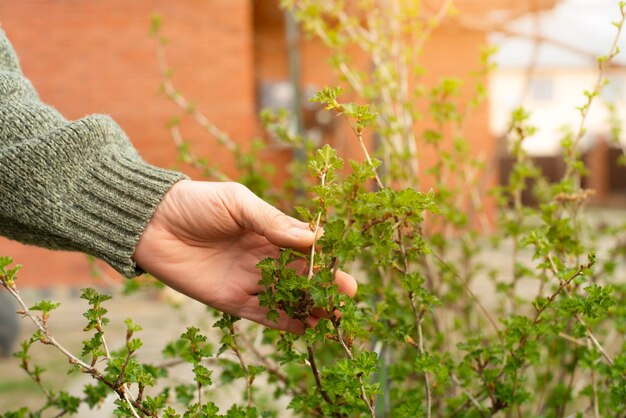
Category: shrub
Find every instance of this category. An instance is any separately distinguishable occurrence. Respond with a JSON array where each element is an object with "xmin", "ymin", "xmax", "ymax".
[{"xmin": 2, "ymin": 2, "xmax": 626, "ymax": 417}]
